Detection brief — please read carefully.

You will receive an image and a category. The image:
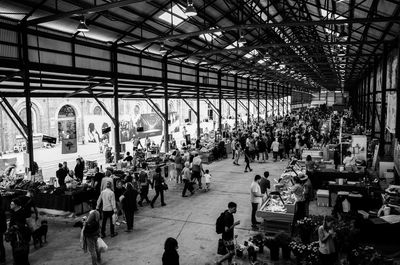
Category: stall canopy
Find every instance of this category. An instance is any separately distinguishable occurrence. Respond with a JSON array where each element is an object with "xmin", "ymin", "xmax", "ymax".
[{"xmin": 0, "ymin": 0, "xmax": 398, "ymax": 100}]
